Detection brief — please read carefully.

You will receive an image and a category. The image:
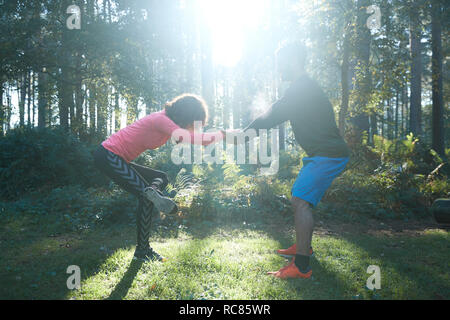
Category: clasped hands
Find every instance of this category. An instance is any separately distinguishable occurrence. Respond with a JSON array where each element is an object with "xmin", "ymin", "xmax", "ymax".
[{"xmin": 219, "ymin": 129, "xmax": 251, "ymax": 145}]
